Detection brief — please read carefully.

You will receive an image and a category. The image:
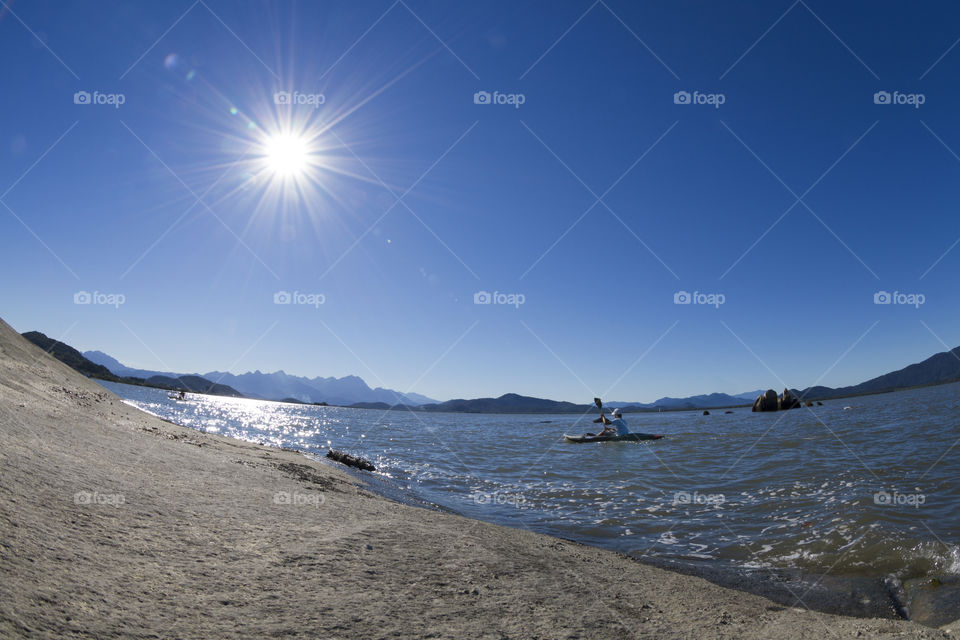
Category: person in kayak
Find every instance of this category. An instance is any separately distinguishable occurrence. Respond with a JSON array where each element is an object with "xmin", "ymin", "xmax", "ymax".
[{"xmin": 597, "ymin": 408, "xmax": 629, "ymax": 437}]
